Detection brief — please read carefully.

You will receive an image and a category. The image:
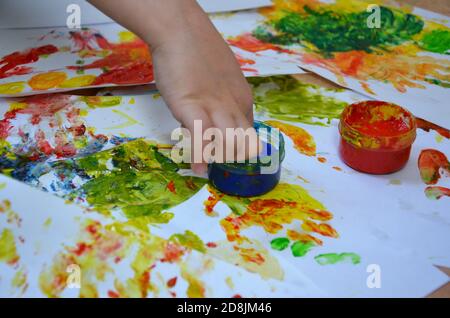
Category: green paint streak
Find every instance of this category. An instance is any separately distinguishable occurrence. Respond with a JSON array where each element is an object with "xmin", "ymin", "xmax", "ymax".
[
  {"xmin": 425, "ymin": 78, "xmax": 450, "ymax": 88},
  {"xmin": 78, "ymin": 139, "xmax": 207, "ymax": 219},
  {"xmin": 419, "ymin": 29, "xmax": 450, "ymax": 54},
  {"xmin": 170, "ymin": 230, "xmax": 206, "ymax": 253},
  {"xmin": 315, "ymin": 252, "xmax": 361, "ymax": 265},
  {"xmin": 249, "ymin": 76, "xmax": 347, "ymax": 126},
  {"xmin": 0, "ymin": 229, "xmax": 19, "ymax": 265},
  {"xmin": 270, "ymin": 237, "xmax": 290, "ymax": 251},
  {"xmin": 254, "ymin": 5, "xmax": 424, "ymax": 56},
  {"xmin": 291, "ymin": 241, "xmax": 315, "ymax": 257}
]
